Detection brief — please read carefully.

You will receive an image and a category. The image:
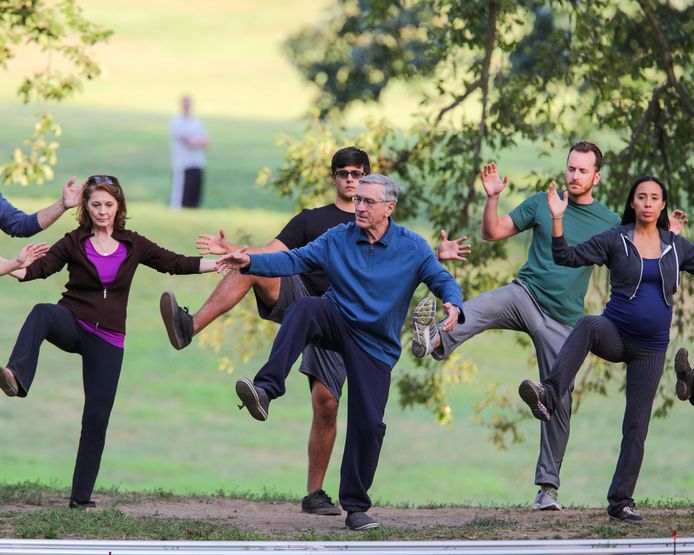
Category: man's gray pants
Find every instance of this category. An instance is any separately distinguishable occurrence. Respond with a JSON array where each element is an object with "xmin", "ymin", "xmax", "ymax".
[{"xmin": 437, "ymin": 281, "xmax": 573, "ymax": 489}]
